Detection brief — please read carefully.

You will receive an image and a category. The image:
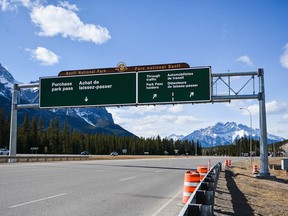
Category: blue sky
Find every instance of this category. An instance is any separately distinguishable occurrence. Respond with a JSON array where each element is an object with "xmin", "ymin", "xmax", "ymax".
[{"xmin": 1, "ymin": 0, "xmax": 288, "ymax": 139}]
